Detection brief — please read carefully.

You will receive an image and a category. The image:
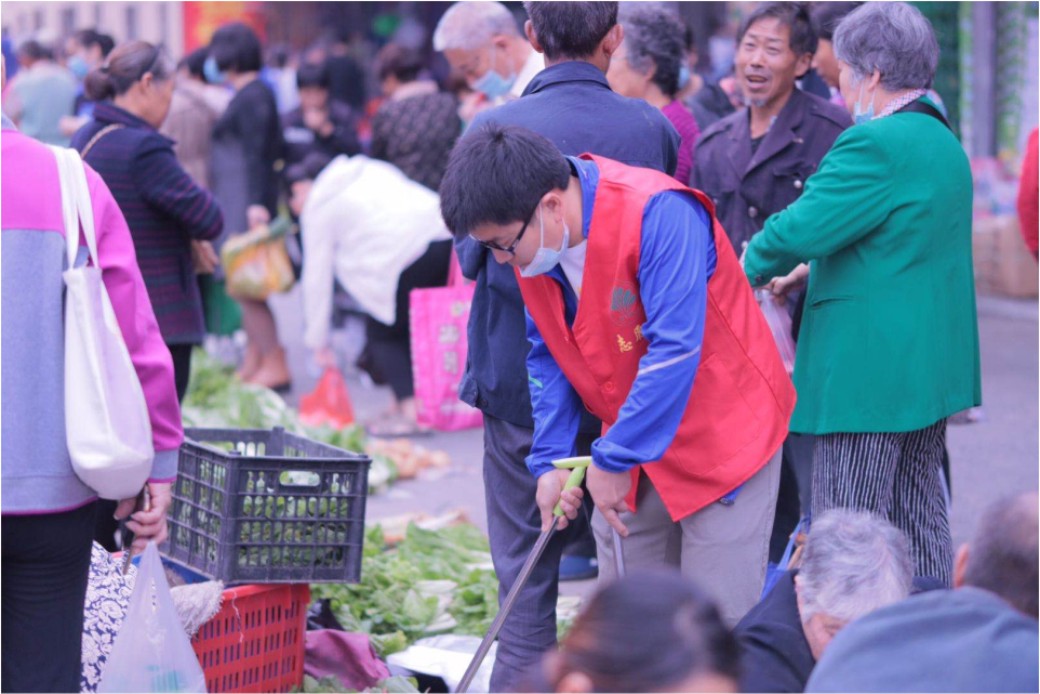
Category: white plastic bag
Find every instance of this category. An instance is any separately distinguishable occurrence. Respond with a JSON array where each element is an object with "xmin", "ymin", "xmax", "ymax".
[
  {"xmin": 51, "ymin": 146, "xmax": 153, "ymax": 500},
  {"xmin": 98, "ymin": 542, "xmax": 207, "ymax": 693},
  {"xmin": 756, "ymin": 289, "xmax": 797, "ymax": 374}
]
